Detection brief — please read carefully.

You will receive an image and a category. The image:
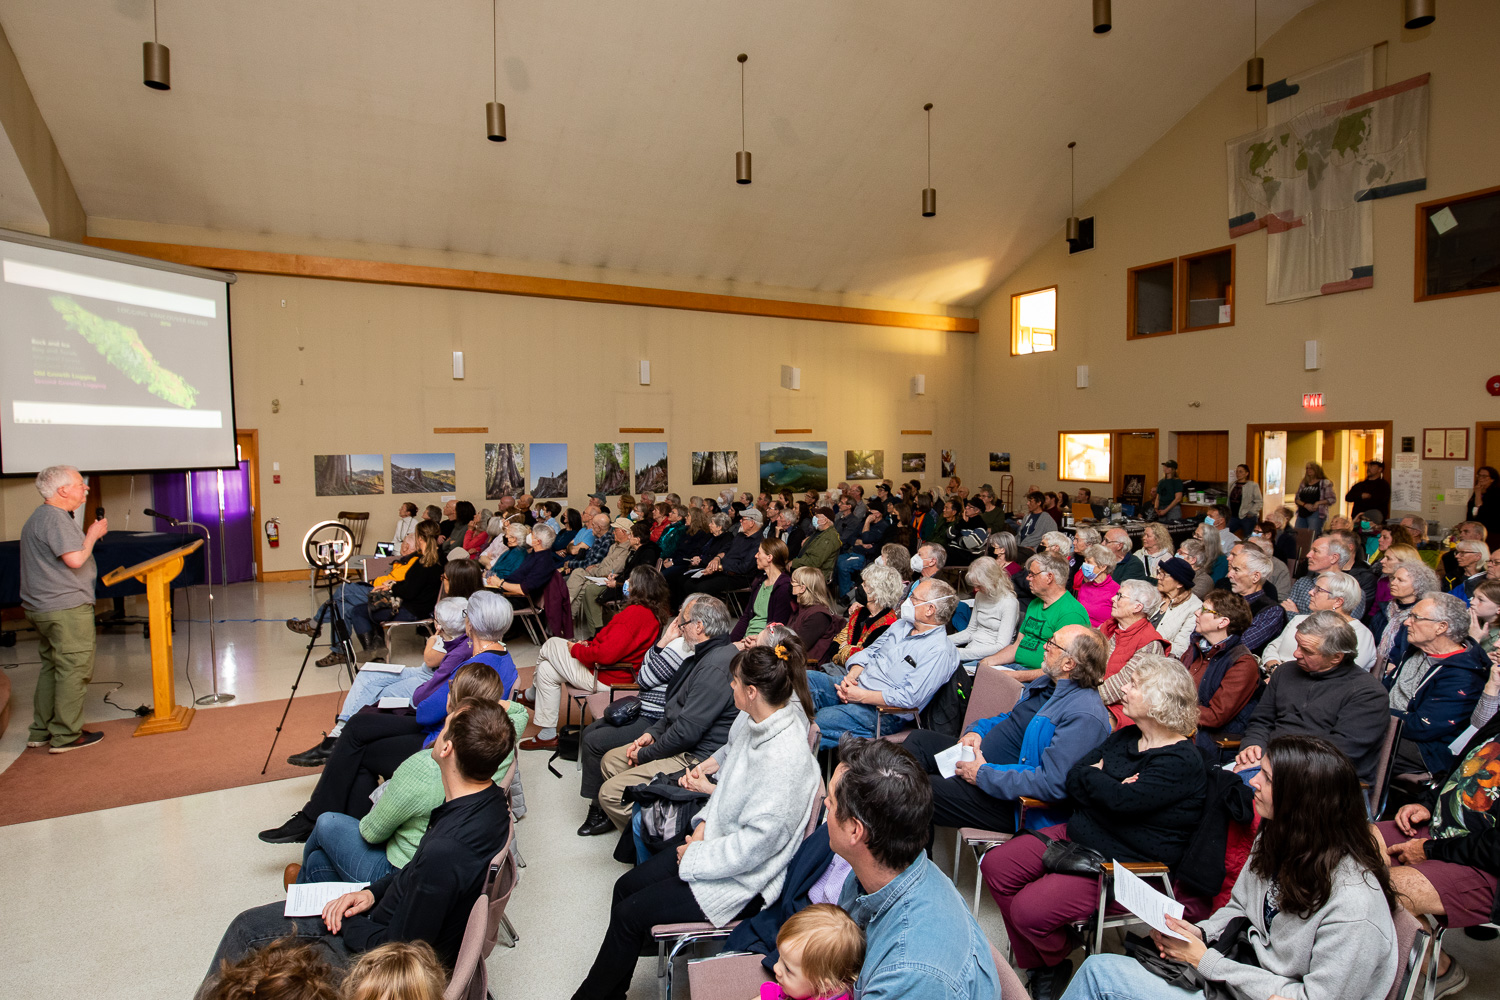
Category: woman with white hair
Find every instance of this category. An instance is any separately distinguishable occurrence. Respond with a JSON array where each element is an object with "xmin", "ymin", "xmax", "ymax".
[
  {"xmin": 1262, "ymin": 571, "xmax": 1376, "ymax": 672},
  {"xmin": 496, "ymin": 521, "xmax": 560, "ymax": 608},
  {"xmin": 480, "ymin": 521, "xmax": 530, "ymax": 578},
  {"xmin": 1450, "ymin": 539, "xmax": 1491, "ymax": 605},
  {"xmin": 981, "ymin": 655, "xmax": 1205, "ymax": 999},
  {"xmin": 828, "ymin": 560, "xmax": 904, "ymax": 670},
  {"xmin": 1075, "ymin": 543, "xmax": 1121, "ymax": 628},
  {"xmin": 1371, "ymin": 560, "xmax": 1442, "ymax": 673},
  {"xmin": 1095, "ymin": 578, "xmax": 1166, "ymax": 727},
  {"xmin": 948, "ymin": 556, "xmax": 1019, "ymax": 668}
]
